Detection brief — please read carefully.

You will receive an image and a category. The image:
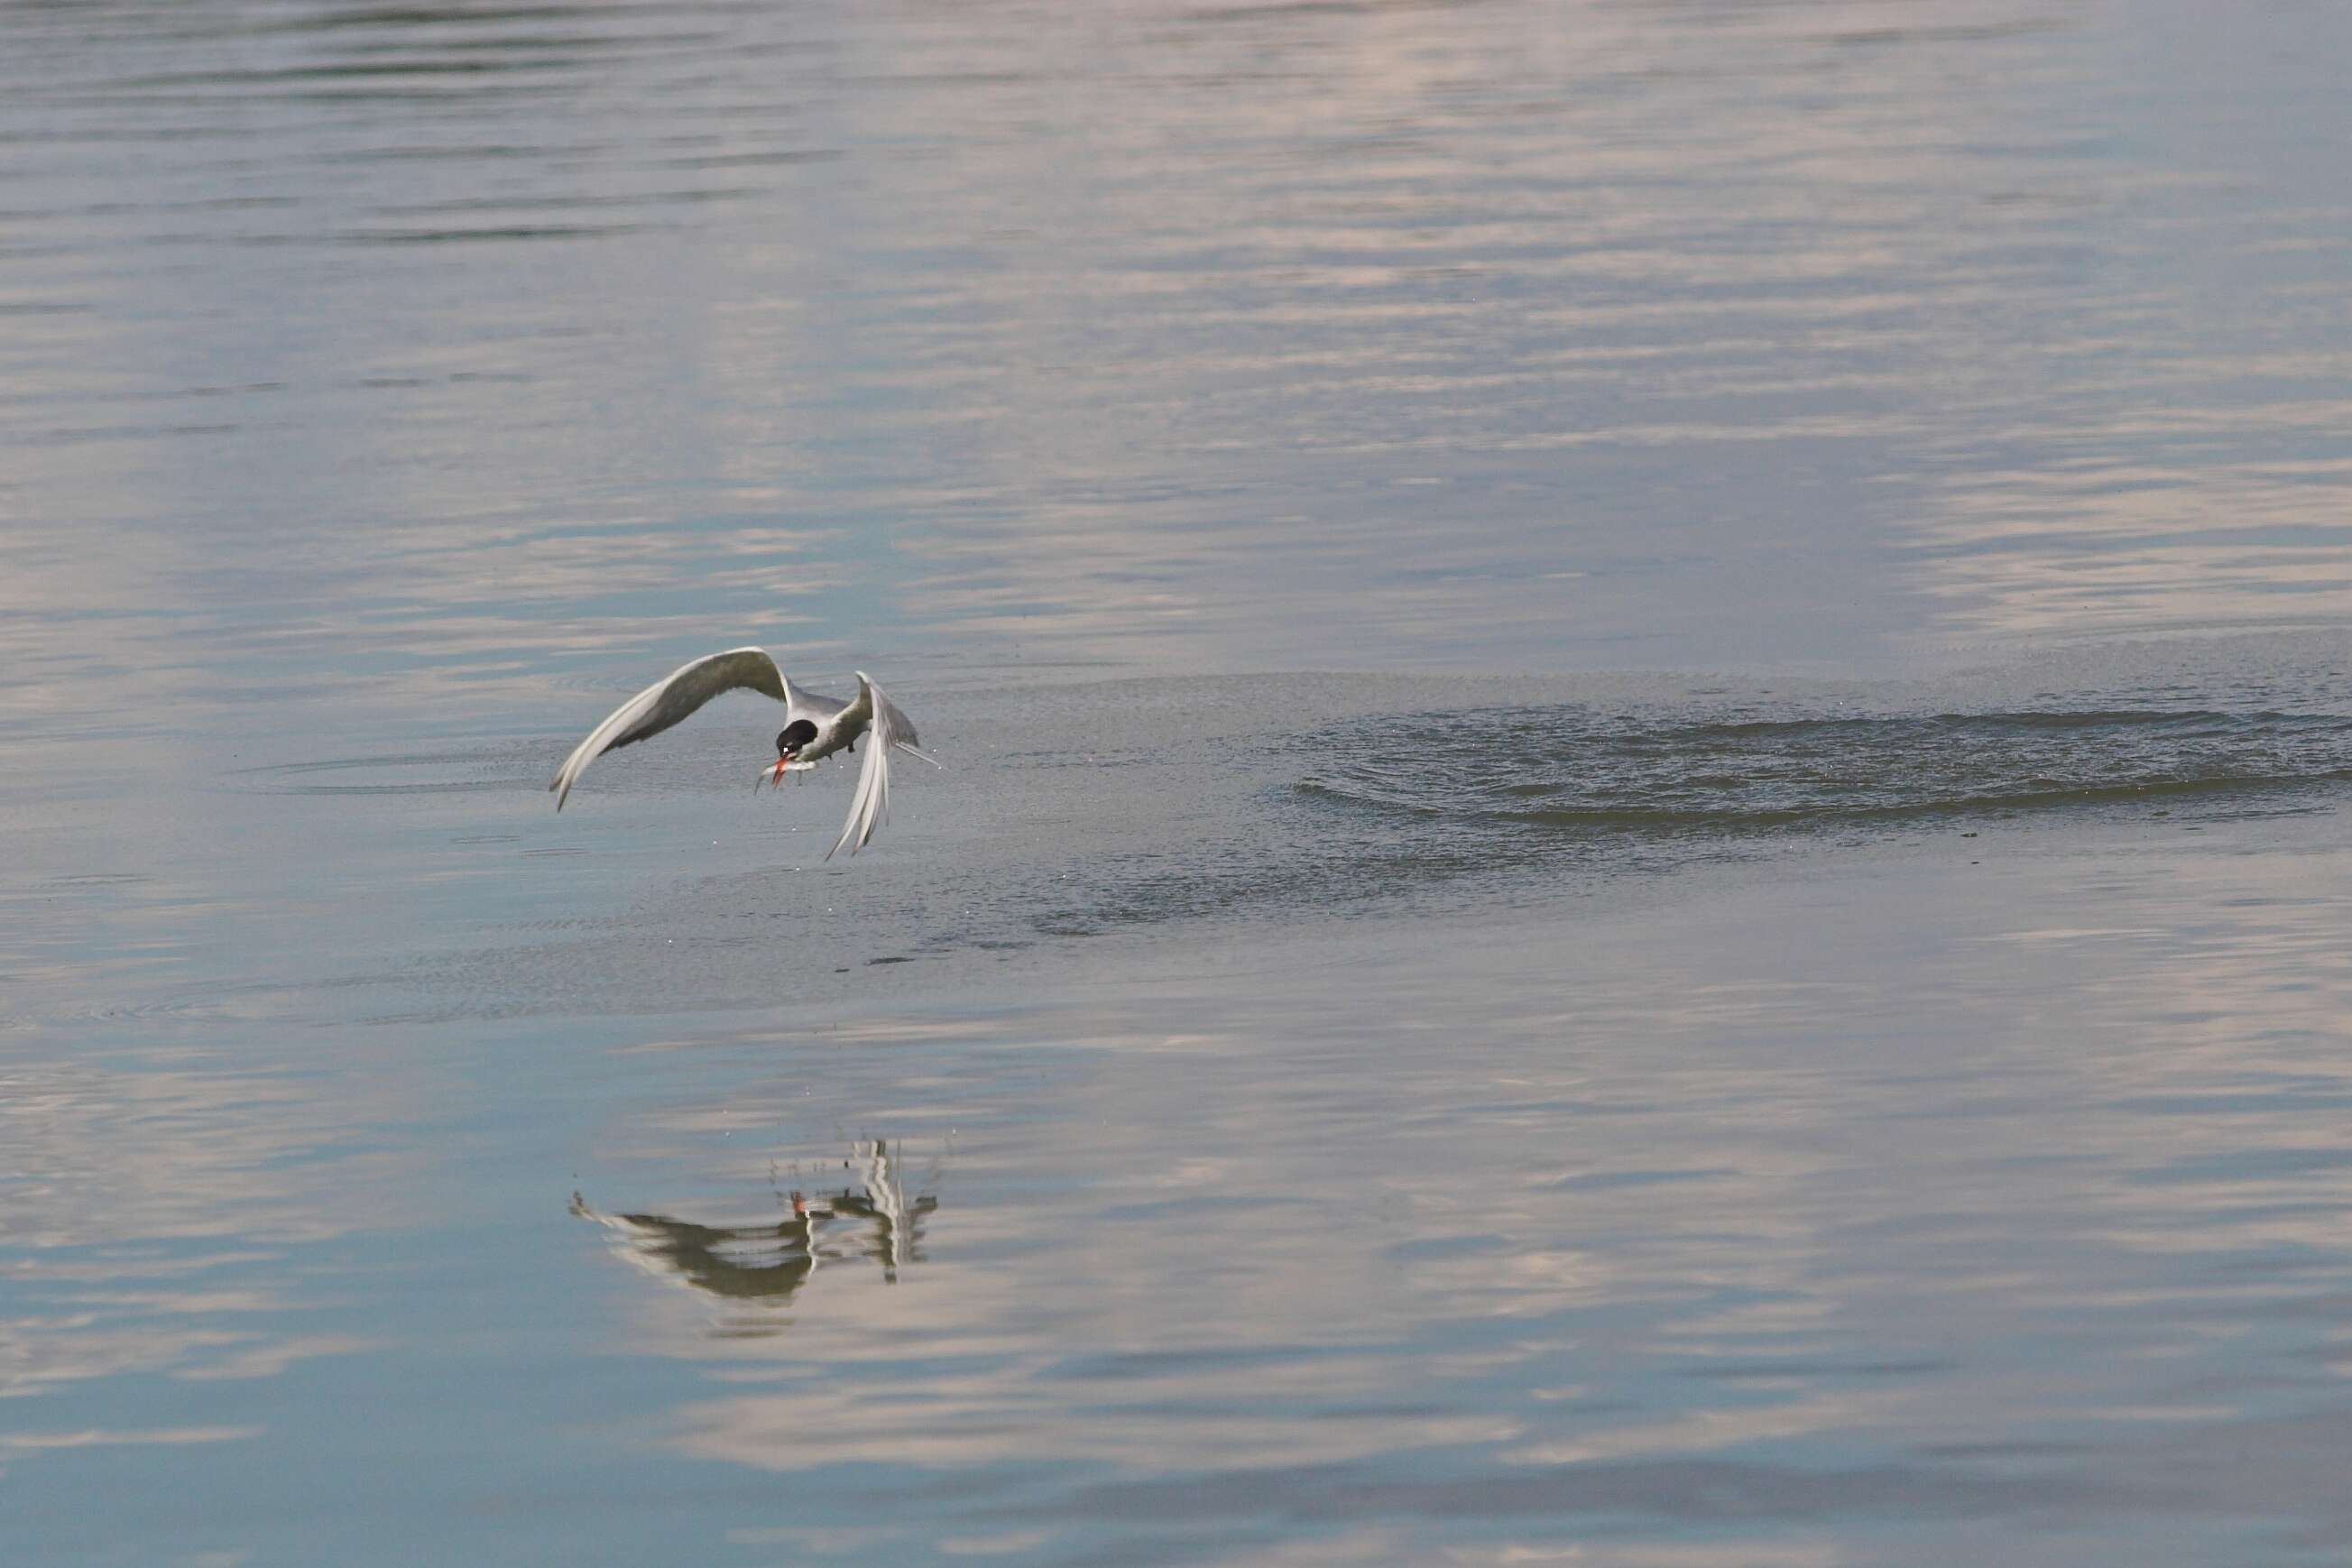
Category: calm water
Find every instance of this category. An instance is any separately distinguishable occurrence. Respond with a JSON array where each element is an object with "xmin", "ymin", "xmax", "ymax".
[{"xmin": 5, "ymin": 1, "xmax": 2352, "ymax": 1563}]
